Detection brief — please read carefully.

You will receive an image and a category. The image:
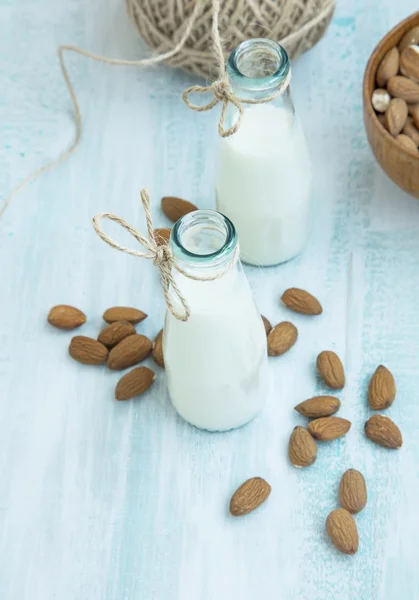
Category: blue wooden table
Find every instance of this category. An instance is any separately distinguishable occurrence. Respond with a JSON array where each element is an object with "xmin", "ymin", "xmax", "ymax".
[{"xmin": 2, "ymin": 0, "xmax": 419, "ymax": 598}]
